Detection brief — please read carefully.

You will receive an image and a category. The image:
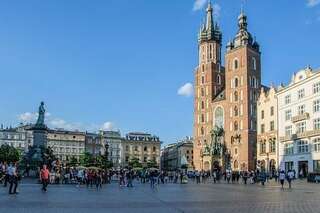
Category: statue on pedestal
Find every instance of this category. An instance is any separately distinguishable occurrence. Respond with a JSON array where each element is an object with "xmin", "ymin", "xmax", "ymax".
[{"xmin": 35, "ymin": 102, "xmax": 47, "ymax": 129}]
